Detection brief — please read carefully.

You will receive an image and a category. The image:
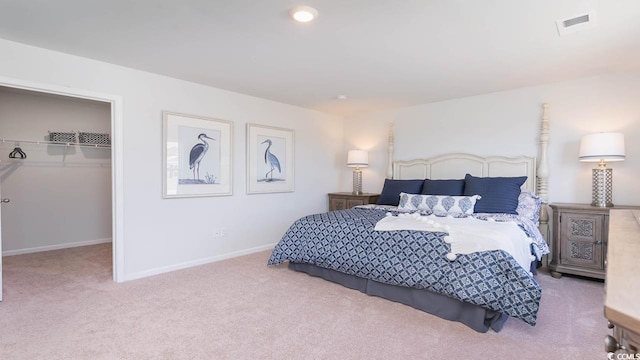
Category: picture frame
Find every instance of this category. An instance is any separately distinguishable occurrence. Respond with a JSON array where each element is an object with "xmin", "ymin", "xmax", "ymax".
[
  {"xmin": 246, "ymin": 124, "xmax": 294, "ymax": 194},
  {"xmin": 163, "ymin": 111, "xmax": 233, "ymax": 198}
]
